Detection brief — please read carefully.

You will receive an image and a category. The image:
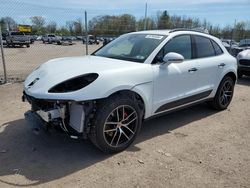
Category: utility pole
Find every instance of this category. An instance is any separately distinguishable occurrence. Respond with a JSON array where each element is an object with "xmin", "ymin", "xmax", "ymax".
[
  {"xmin": 85, "ymin": 11, "xmax": 88, "ymax": 55},
  {"xmin": 230, "ymin": 19, "xmax": 236, "ymax": 54},
  {"xmin": 144, "ymin": 3, "xmax": 148, "ymax": 30},
  {"xmin": 0, "ymin": 24, "xmax": 7, "ymax": 83}
]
